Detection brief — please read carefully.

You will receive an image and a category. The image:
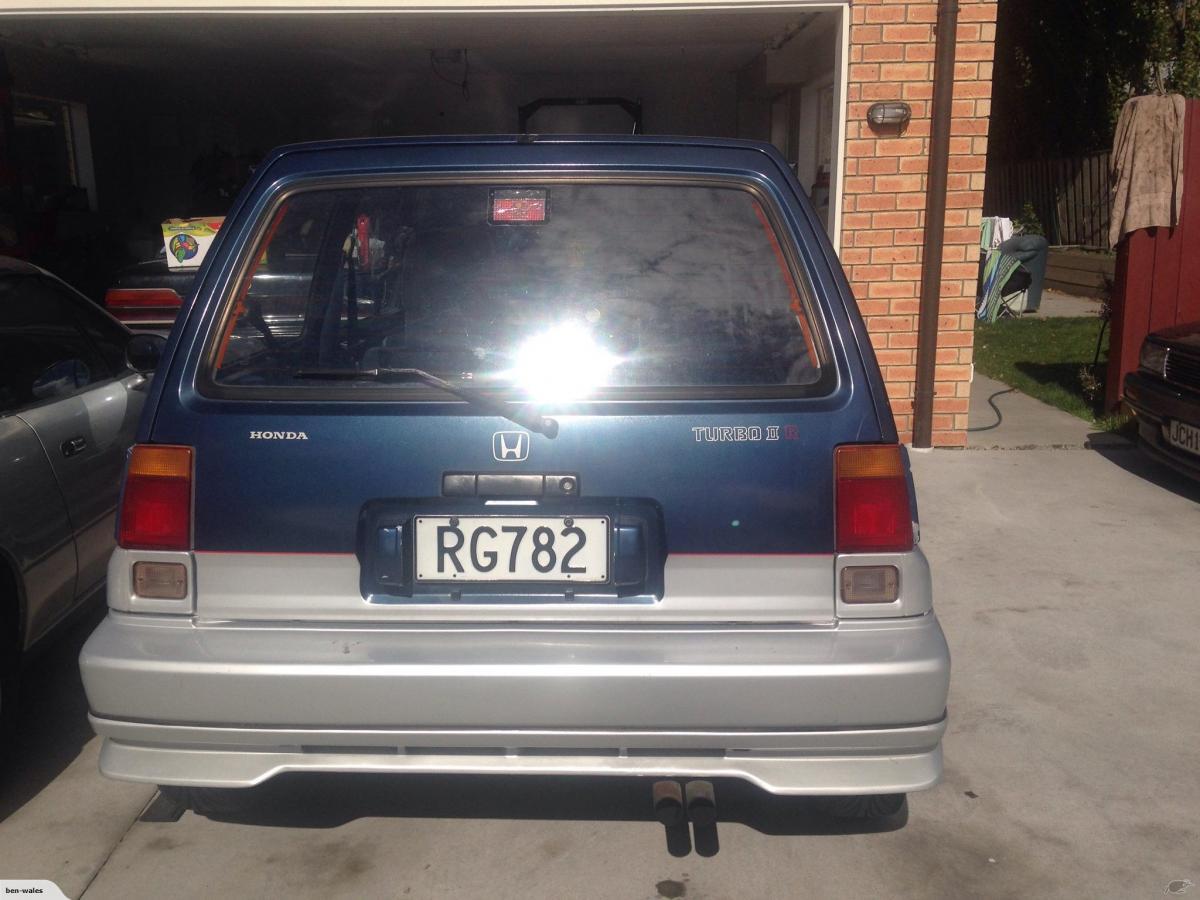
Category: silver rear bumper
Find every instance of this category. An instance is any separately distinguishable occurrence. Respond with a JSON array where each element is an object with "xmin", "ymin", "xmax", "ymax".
[
  {"xmin": 91, "ymin": 718, "xmax": 945, "ymax": 795},
  {"xmin": 80, "ymin": 612, "xmax": 950, "ymax": 795}
]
